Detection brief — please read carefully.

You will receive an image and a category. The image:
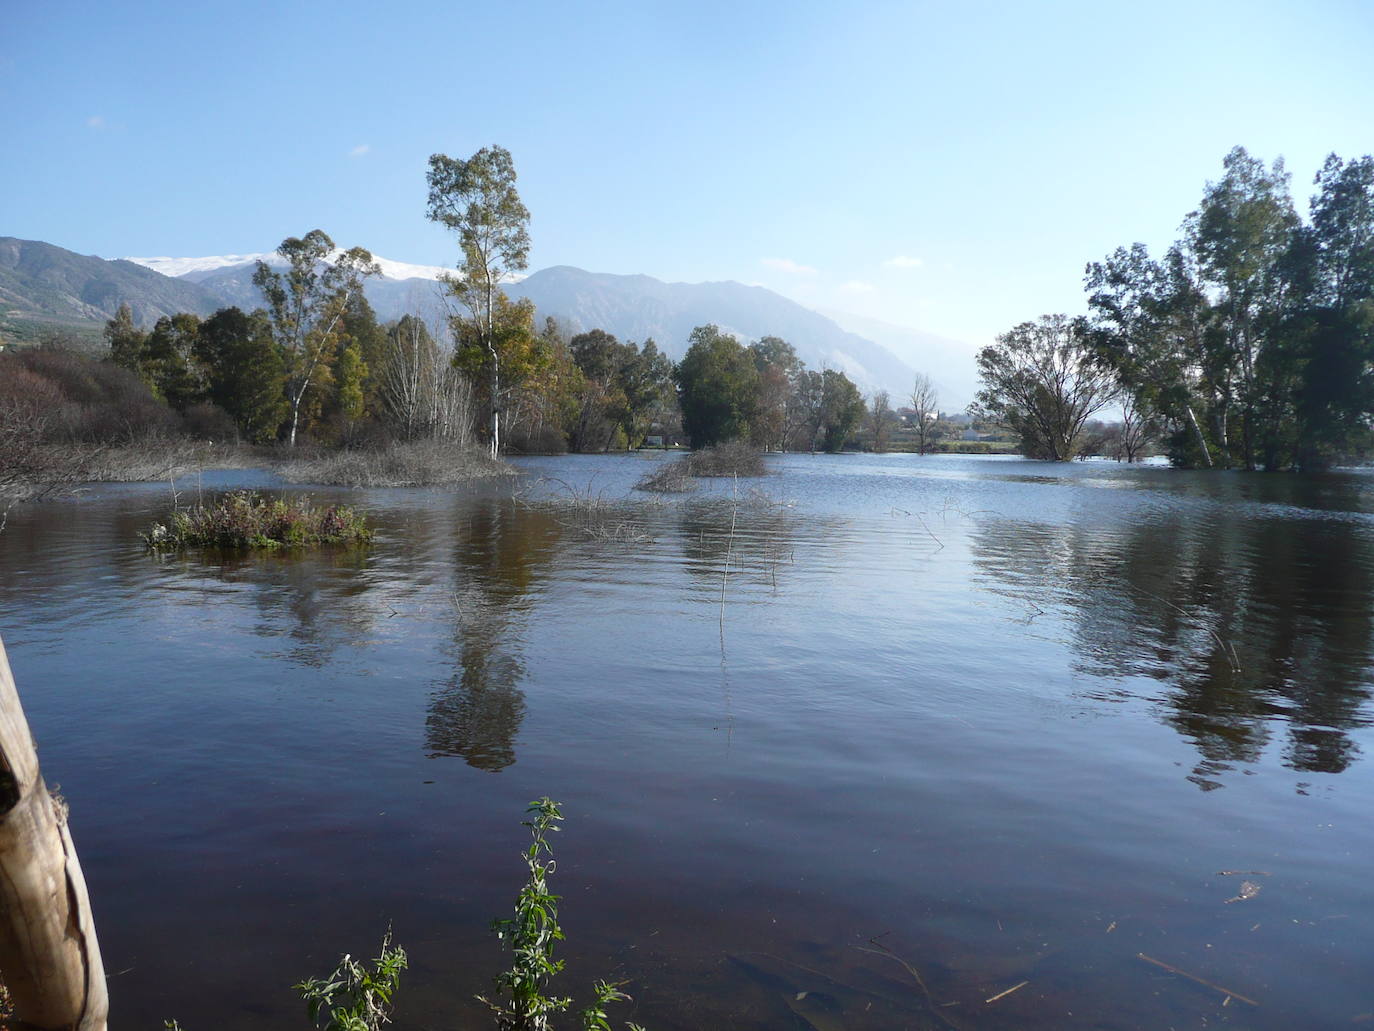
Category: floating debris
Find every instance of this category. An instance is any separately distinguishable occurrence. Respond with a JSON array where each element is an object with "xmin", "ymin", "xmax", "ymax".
[
  {"xmin": 1137, "ymin": 952, "xmax": 1258, "ymax": 1007},
  {"xmin": 984, "ymin": 980, "xmax": 1029, "ymax": 1004}
]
